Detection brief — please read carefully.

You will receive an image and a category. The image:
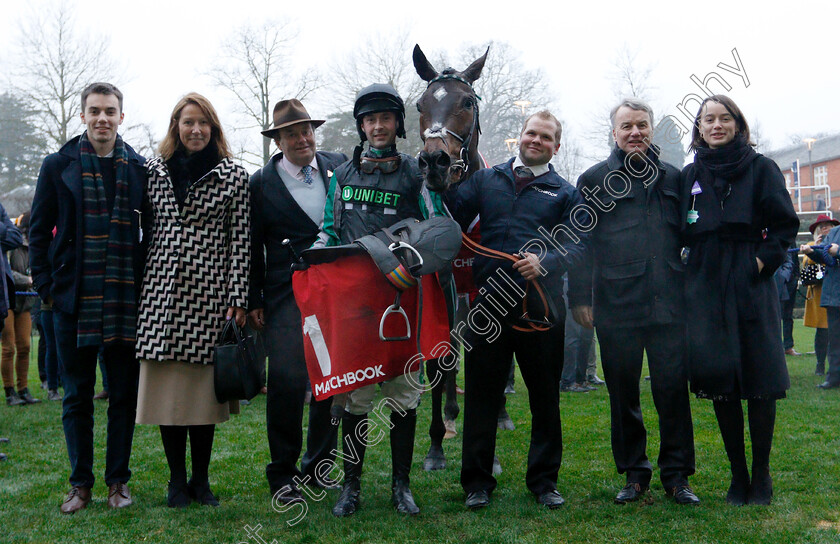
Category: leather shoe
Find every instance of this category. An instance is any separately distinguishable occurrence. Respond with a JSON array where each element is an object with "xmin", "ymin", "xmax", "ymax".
[
  {"xmin": 784, "ymin": 348, "xmax": 801, "ymax": 356},
  {"xmin": 817, "ymin": 381, "xmax": 840, "ymax": 389},
  {"xmin": 17, "ymin": 388, "xmax": 41, "ymax": 404},
  {"xmin": 188, "ymin": 479, "xmax": 219, "ymax": 506},
  {"xmin": 5, "ymin": 388, "xmax": 25, "ymax": 406},
  {"xmin": 332, "ymin": 480, "xmax": 361, "ymax": 517},
  {"xmin": 107, "ymin": 483, "xmax": 133, "ymax": 508},
  {"xmin": 465, "ymin": 489, "xmax": 490, "ymax": 510},
  {"xmin": 272, "ymin": 484, "xmax": 304, "ymax": 505},
  {"xmin": 536, "ymin": 489, "xmax": 565, "ymax": 509},
  {"xmin": 587, "ymin": 375, "xmax": 606, "ymax": 386},
  {"xmin": 93, "ymin": 390, "xmax": 109, "ymax": 401},
  {"xmin": 666, "ymin": 485, "xmax": 700, "ymax": 505},
  {"xmin": 60, "ymin": 485, "xmax": 92, "ymax": 514},
  {"xmin": 392, "ymin": 481, "xmax": 420, "ymax": 515},
  {"xmin": 167, "ymin": 480, "xmax": 192, "ymax": 508},
  {"xmin": 615, "ymin": 482, "xmax": 648, "ymax": 504}
]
